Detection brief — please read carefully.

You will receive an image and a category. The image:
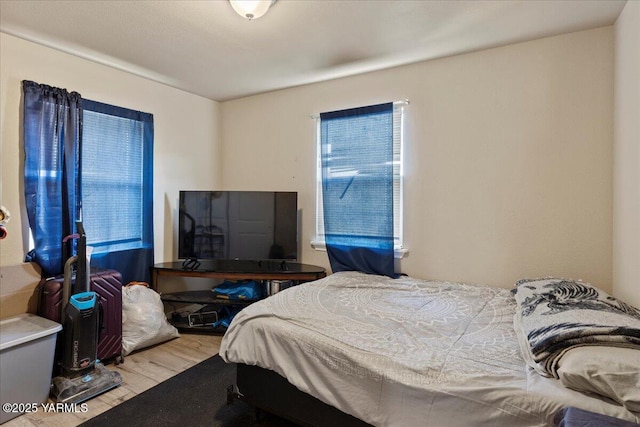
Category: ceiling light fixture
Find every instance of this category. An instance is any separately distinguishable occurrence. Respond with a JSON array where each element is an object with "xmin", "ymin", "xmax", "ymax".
[{"xmin": 229, "ymin": 0, "xmax": 277, "ymax": 20}]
